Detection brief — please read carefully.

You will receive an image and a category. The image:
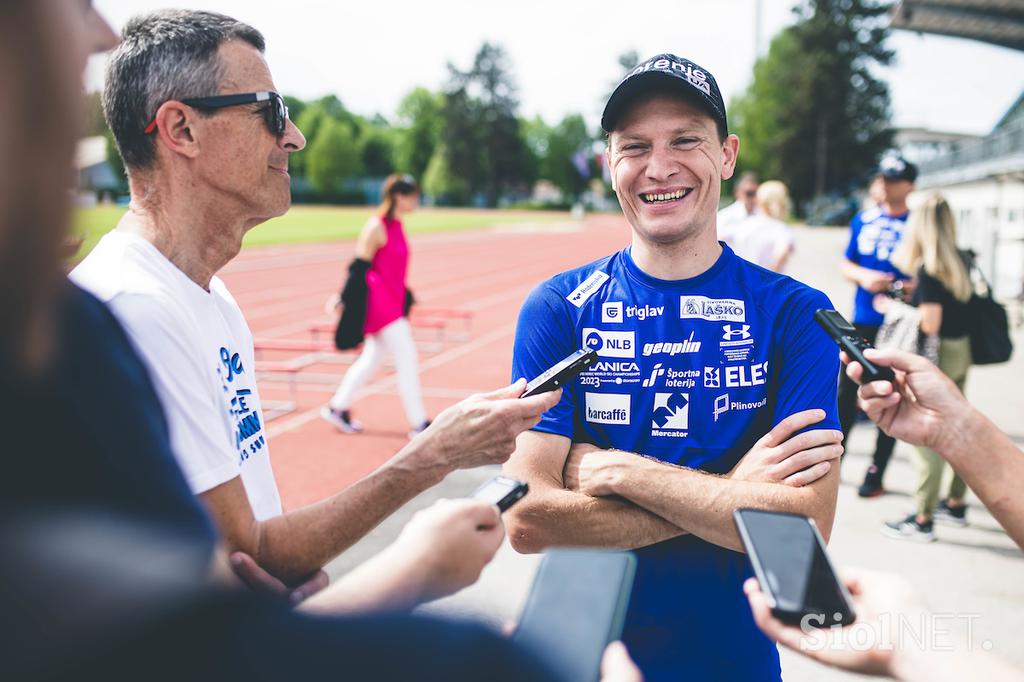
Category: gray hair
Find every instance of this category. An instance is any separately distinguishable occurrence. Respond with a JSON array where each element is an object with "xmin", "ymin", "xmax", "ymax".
[{"xmin": 103, "ymin": 10, "xmax": 265, "ymax": 171}]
